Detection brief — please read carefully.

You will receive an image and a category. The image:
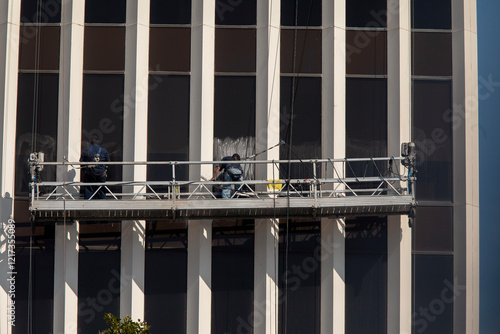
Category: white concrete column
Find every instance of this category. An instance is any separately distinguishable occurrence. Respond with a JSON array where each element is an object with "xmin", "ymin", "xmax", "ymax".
[
  {"xmin": 120, "ymin": 220, "xmax": 146, "ymax": 320},
  {"xmin": 190, "ymin": 0, "xmax": 215, "ymax": 180},
  {"xmin": 57, "ymin": 0, "xmax": 85, "ymax": 175},
  {"xmin": 187, "ymin": 220, "xmax": 212, "ymax": 334},
  {"xmin": 452, "ymin": 0, "xmax": 479, "ymax": 333},
  {"xmin": 387, "ymin": 1, "xmax": 412, "ymax": 333},
  {"xmin": 253, "ymin": 219, "xmax": 279, "ymax": 334},
  {"xmin": 320, "ymin": 217, "xmax": 345, "ymax": 334},
  {"xmin": 53, "ymin": 221, "xmax": 80, "ymax": 334},
  {"xmin": 256, "ymin": 0, "xmax": 280, "ymax": 183},
  {"xmin": 0, "ymin": 1, "xmax": 20, "ymax": 333},
  {"xmin": 119, "ymin": 0, "xmax": 150, "ymax": 321}
]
